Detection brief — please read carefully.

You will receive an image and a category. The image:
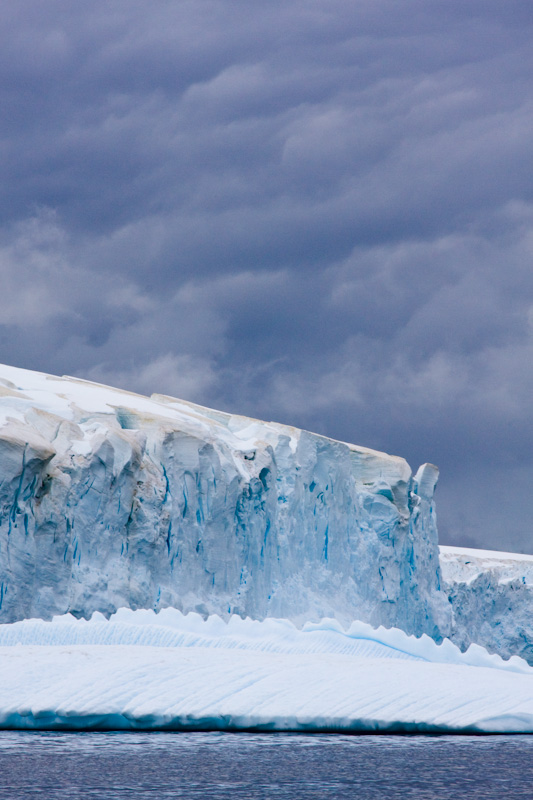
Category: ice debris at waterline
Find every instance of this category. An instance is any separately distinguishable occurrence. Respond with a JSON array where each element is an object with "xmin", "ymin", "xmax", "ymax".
[
  {"xmin": 0, "ymin": 362, "xmax": 450, "ymax": 639},
  {"xmin": 0, "ymin": 609, "xmax": 532, "ymax": 733}
]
